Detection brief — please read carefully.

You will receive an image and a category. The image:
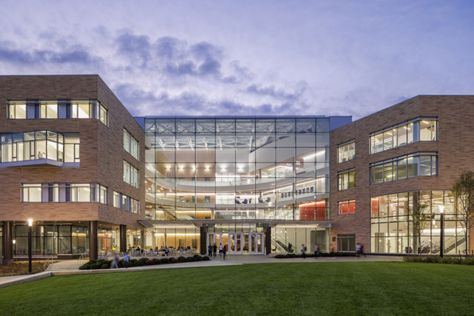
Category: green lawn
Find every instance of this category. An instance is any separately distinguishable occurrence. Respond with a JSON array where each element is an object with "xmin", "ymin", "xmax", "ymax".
[{"xmin": 1, "ymin": 262, "xmax": 473, "ymax": 315}]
